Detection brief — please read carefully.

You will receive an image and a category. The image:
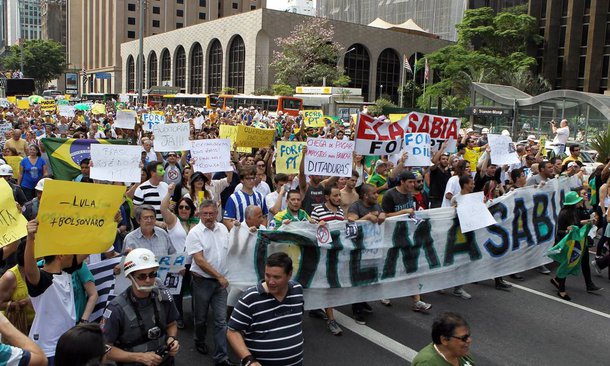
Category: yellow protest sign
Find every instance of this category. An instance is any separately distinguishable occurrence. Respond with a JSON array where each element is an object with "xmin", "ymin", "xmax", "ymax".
[
  {"xmin": 91, "ymin": 103, "xmax": 106, "ymax": 115},
  {"xmin": 40, "ymin": 100, "xmax": 56, "ymax": 113},
  {"xmin": 219, "ymin": 125, "xmax": 252, "ymax": 153},
  {"xmin": 276, "ymin": 141, "xmax": 306, "ymax": 174},
  {"xmin": 303, "ymin": 110, "xmax": 325, "ymax": 127},
  {"xmin": 0, "ymin": 179, "xmax": 28, "ymax": 247},
  {"xmin": 235, "ymin": 125, "xmax": 276, "ymax": 148},
  {"xmin": 17, "ymin": 100, "xmax": 29, "ymax": 110},
  {"xmin": 6, "ymin": 96, "xmax": 16, "ymax": 105},
  {"xmin": 35, "ymin": 181, "xmax": 125, "ymax": 257},
  {"xmin": 5, "ymin": 156, "xmax": 22, "ymax": 179},
  {"xmin": 389, "ymin": 114, "xmax": 408, "ymax": 122}
]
